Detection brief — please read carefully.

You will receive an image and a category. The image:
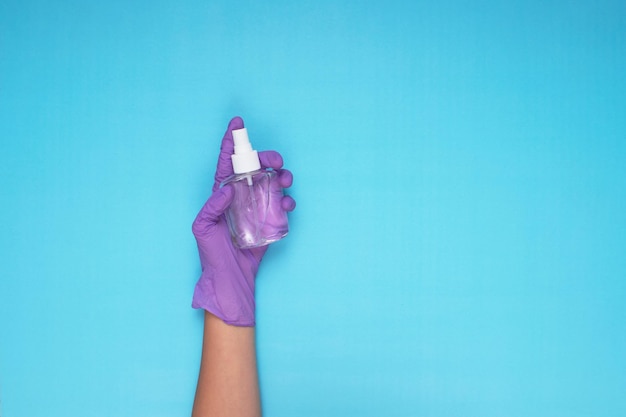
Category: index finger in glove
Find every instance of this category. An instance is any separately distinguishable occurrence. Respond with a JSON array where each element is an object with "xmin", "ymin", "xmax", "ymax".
[
  {"xmin": 258, "ymin": 150, "xmax": 284, "ymax": 171},
  {"xmin": 213, "ymin": 117, "xmax": 244, "ymax": 192}
]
